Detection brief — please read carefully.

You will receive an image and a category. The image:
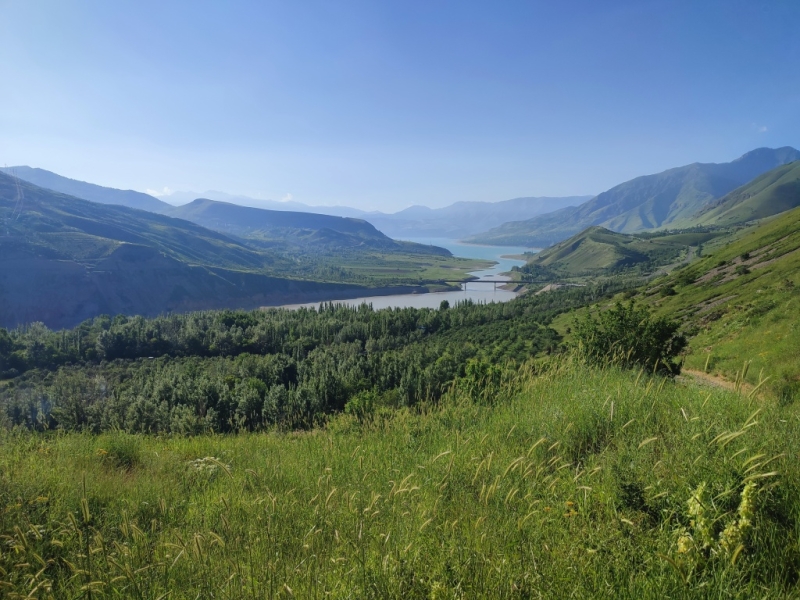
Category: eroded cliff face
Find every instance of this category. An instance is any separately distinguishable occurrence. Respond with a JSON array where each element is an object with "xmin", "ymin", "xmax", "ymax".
[{"xmin": 0, "ymin": 242, "xmax": 421, "ymax": 329}]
